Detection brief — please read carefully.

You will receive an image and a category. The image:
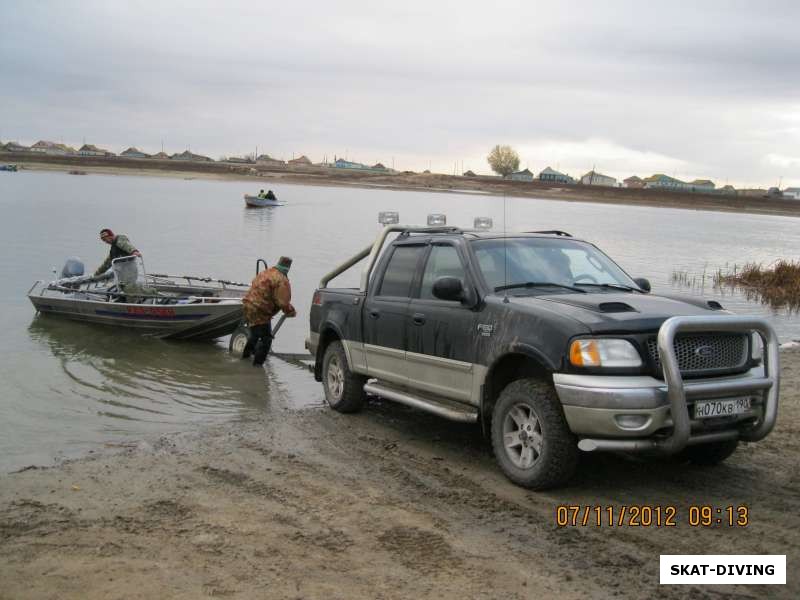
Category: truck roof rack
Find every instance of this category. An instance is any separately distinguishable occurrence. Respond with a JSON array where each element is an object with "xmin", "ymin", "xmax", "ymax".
[
  {"xmin": 525, "ymin": 230, "xmax": 572, "ymax": 237},
  {"xmin": 399, "ymin": 226, "xmax": 463, "ymax": 236}
]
